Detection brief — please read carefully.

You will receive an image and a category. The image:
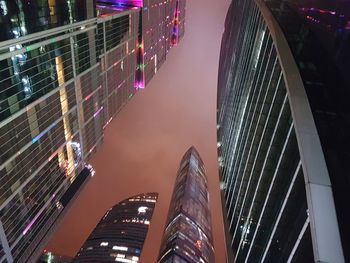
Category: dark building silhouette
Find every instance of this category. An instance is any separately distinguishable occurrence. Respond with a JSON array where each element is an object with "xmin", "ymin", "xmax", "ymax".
[
  {"xmin": 158, "ymin": 147, "xmax": 215, "ymax": 263},
  {"xmin": 74, "ymin": 193, "xmax": 158, "ymax": 262},
  {"xmin": 217, "ymin": 0, "xmax": 349, "ymax": 262},
  {"xmin": 0, "ymin": 1, "xmax": 185, "ymax": 262}
]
